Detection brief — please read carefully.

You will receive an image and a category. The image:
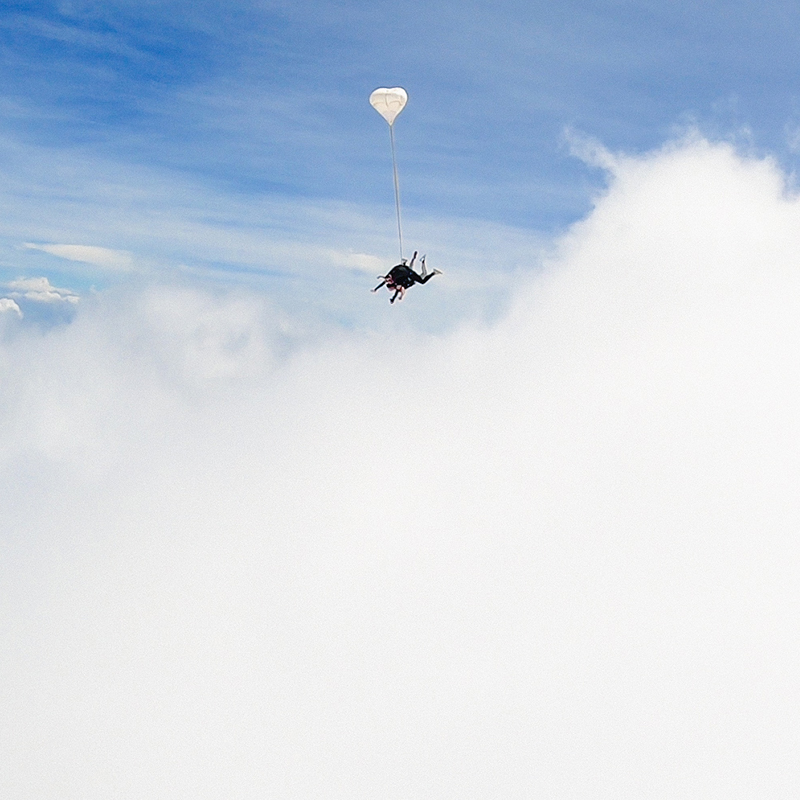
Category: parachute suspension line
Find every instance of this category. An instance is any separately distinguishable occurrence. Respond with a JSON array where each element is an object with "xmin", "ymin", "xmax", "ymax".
[{"xmin": 389, "ymin": 123, "xmax": 404, "ymax": 261}]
